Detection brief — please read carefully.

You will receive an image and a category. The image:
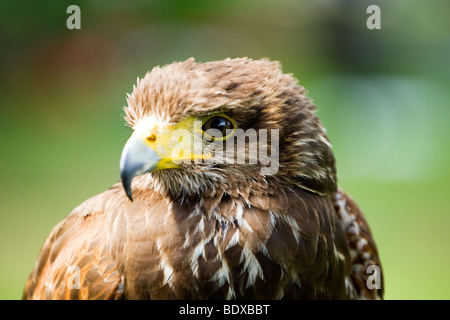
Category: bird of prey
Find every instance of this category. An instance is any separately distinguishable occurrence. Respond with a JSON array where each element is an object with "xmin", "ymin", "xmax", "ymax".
[{"xmin": 23, "ymin": 57, "xmax": 383, "ymax": 300}]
